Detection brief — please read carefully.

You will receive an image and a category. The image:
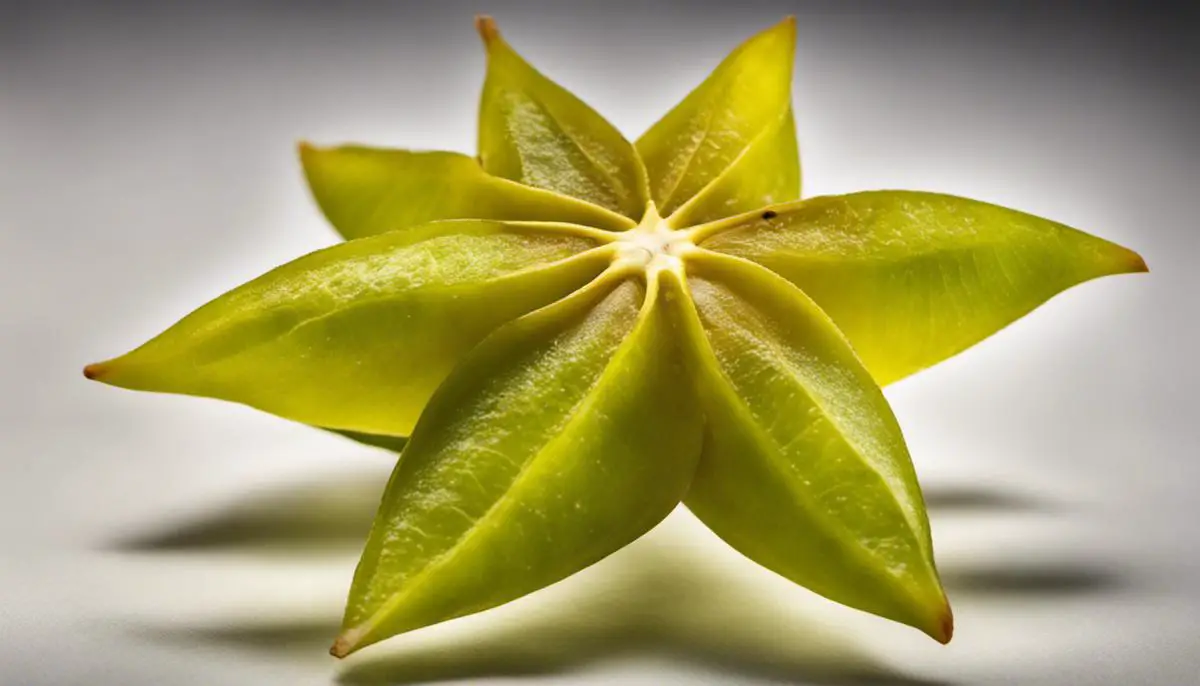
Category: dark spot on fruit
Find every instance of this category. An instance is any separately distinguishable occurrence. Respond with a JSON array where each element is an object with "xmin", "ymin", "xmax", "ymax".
[{"xmin": 761, "ymin": 210, "xmax": 777, "ymax": 220}]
